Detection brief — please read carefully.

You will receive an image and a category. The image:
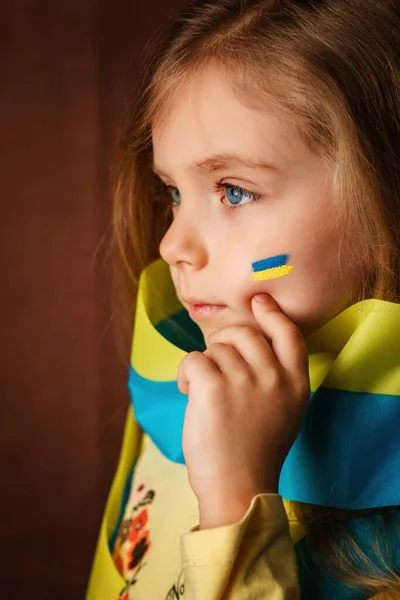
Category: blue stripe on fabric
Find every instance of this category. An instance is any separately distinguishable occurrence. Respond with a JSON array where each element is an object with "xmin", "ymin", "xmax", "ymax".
[
  {"xmin": 128, "ymin": 366, "xmax": 186, "ymax": 464},
  {"xmin": 128, "ymin": 364, "xmax": 400, "ymax": 509},
  {"xmin": 252, "ymin": 254, "xmax": 289, "ymax": 271},
  {"xmin": 279, "ymin": 387, "xmax": 400, "ymax": 509}
]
